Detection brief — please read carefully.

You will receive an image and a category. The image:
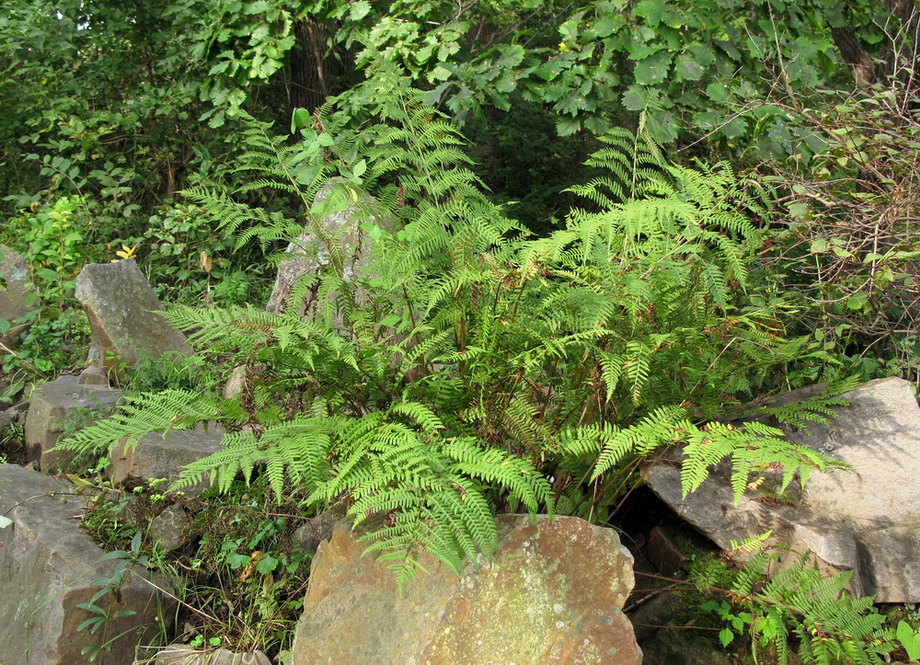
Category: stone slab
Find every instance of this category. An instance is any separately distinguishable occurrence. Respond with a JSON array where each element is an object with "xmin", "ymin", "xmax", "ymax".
[
  {"xmin": 292, "ymin": 514, "xmax": 642, "ymax": 665},
  {"xmin": 0, "ymin": 463, "xmax": 172, "ymax": 665},
  {"xmin": 644, "ymin": 377, "xmax": 920, "ymax": 602},
  {"xmin": 75, "ymin": 258, "xmax": 192, "ymax": 369},
  {"xmin": 24, "ymin": 374, "xmax": 123, "ymax": 472}
]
